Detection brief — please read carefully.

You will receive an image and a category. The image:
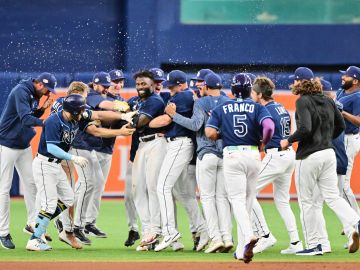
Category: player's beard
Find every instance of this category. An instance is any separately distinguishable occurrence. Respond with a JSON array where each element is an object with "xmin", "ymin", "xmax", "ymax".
[
  {"xmin": 341, "ymin": 80, "xmax": 353, "ymax": 90},
  {"xmin": 137, "ymin": 88, "xmax": 152, "ymax": 98}
]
